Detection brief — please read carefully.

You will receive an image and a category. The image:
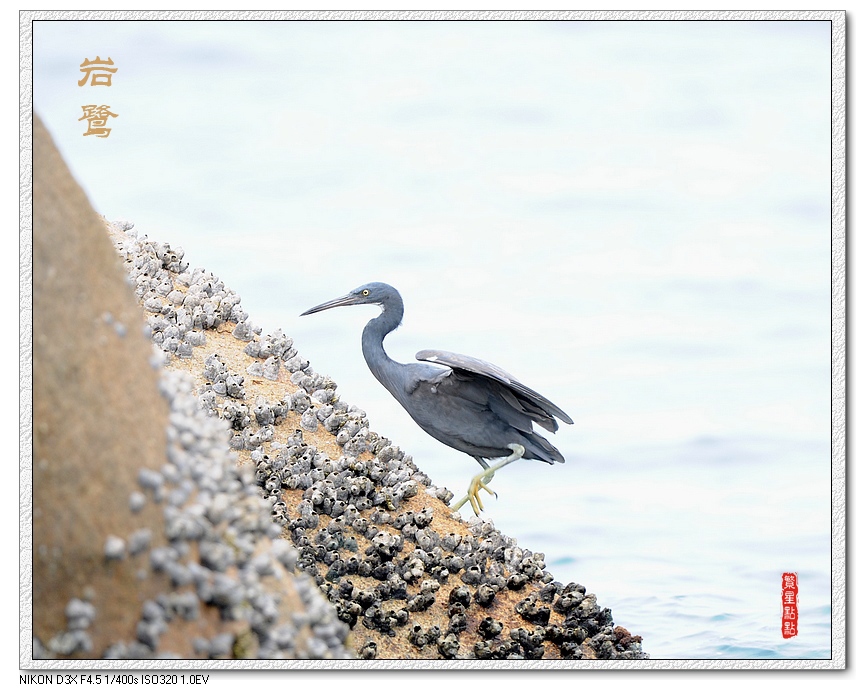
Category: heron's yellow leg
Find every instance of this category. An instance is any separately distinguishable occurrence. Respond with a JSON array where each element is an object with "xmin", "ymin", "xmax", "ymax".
[{"xmin": 451, "ymin": 443, "xmax": 525, "ymax": 515}]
